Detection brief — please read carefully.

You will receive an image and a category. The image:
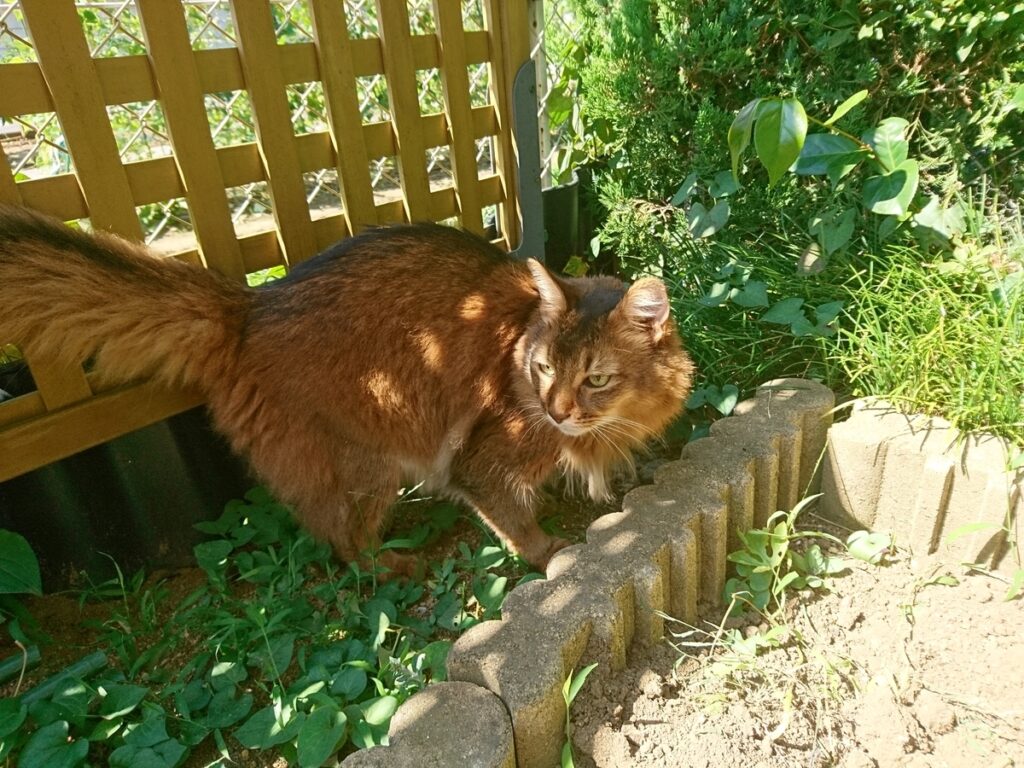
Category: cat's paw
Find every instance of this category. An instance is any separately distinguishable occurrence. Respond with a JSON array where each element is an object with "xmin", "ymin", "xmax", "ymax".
[
  {"xmin": 531, "ymin": 536, "xmax": 571, "ymax": 572},
  {"xmin": 374, "ymin": 551, "xmax": 425, "ymax": 582}
]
